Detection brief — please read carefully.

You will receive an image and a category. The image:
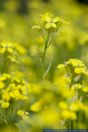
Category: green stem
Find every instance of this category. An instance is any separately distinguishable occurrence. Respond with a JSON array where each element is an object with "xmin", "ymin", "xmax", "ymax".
[
  {"xmin": 69, "ymin": 120, "xmax": 74, "ymax": 130},
  {"xmin": 41, "ymin": 33, "xmax": 50, "ymax": 79},
  {"xmin": 42, "ymin": 33, "xmax": 49, "ymax": 64},
  {"xmin": 67, "ymin": 69, "xmax": 75, "ymax": 130},
  {"xmin": 2, "ymin": 52, "xmax": 9, "ymax": 74}
]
